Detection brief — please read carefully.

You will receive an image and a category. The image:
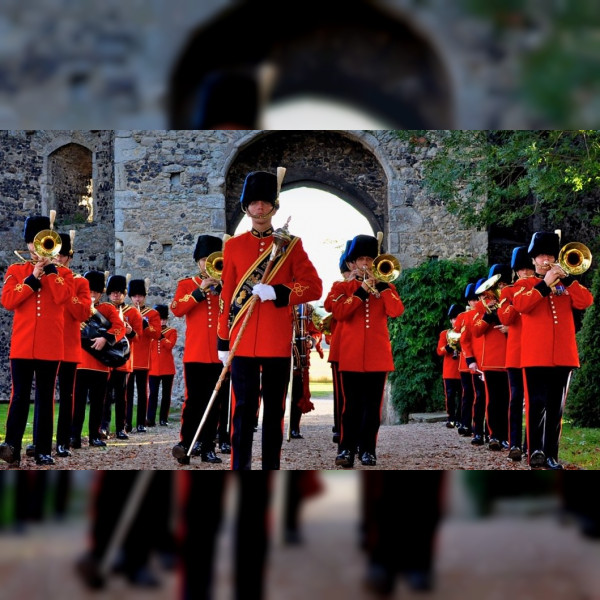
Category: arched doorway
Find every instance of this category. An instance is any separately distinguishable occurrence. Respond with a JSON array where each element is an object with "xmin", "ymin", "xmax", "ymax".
[{"xmin": 168, "ymin": 0, "xmax": 453, "ymax": 129}]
